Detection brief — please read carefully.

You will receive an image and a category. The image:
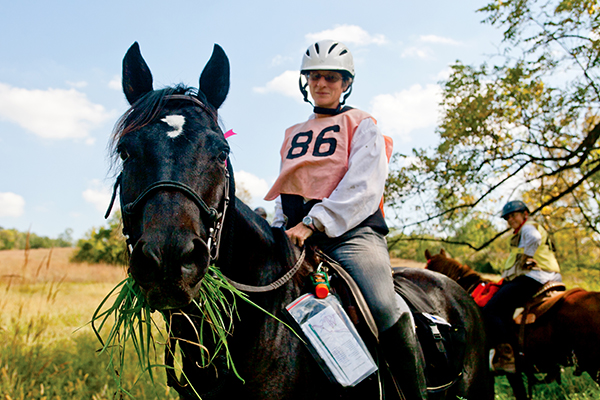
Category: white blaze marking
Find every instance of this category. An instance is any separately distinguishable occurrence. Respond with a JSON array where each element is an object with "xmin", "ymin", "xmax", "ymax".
[{"xmin": 162, "ymin": 115, "xmax": 185, "ymax": 138}]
